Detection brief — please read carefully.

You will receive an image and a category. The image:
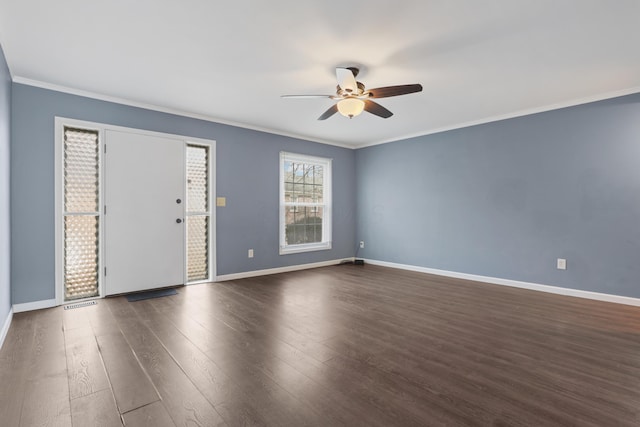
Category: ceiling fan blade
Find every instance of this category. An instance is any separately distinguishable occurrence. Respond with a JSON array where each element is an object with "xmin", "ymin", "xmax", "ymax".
[
  {"xmin": 368, "ymin": 84, "xmax": 423, "ymax": 98},
  {"xmin": 318, "ymin": 104, "xmax": 339, "ymax": 120},
  {"xmin": 336, "ymin": 67, "xmax": 358, "ymax": 93},
  {"xmin": 281, "ymin": 95, "xmax": 334, "ymax": 99},
  {"xmin": 364, "ymin": 100, "xmax": 393, "ymax": 118}
]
